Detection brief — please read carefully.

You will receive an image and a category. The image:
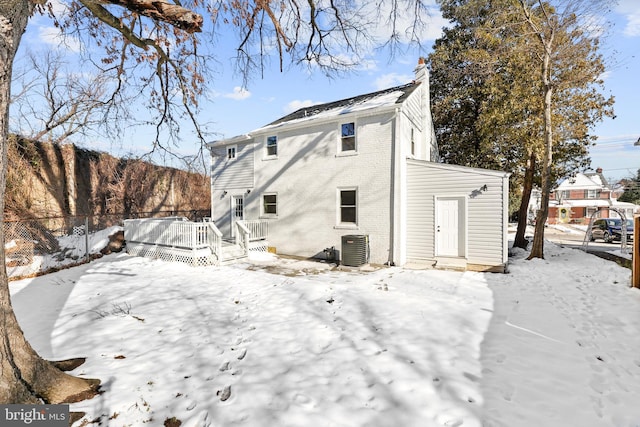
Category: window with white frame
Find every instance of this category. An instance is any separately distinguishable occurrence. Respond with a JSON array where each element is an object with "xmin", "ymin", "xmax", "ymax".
[
  {"xmin": 340, "ymin": 122, "xmax": 356, "ymax": 152},
  {"xmin": 587, "ymin": 189, "xmax": 600, "ymax": 199},
  {"xmin": 262, "ymin": 194, "xmax": 277, "ymax": 216},
  {"xmin": 266, "ymin": 136, "xmax": 277, "ymax": 157},
  {"xmin": 339, "ymin": 189, "xmax": 357, "ymax": 225},
  {"xmin": 227, "ymin": 145, "xmax": 237, "ymax": 160}
]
